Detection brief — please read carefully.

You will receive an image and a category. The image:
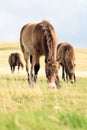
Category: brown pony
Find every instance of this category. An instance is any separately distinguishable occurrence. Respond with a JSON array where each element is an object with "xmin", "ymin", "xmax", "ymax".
[
  {"xmin": 20, "ymin": 20, "xmax": 61, "ymax": 88},
  {"xmin": 8, "ymin": 52, "xmax": 24, "ymax": 73},
  {"xmin": 56, "ymin": 42, "xmax": 76, "ymax": 83}
]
